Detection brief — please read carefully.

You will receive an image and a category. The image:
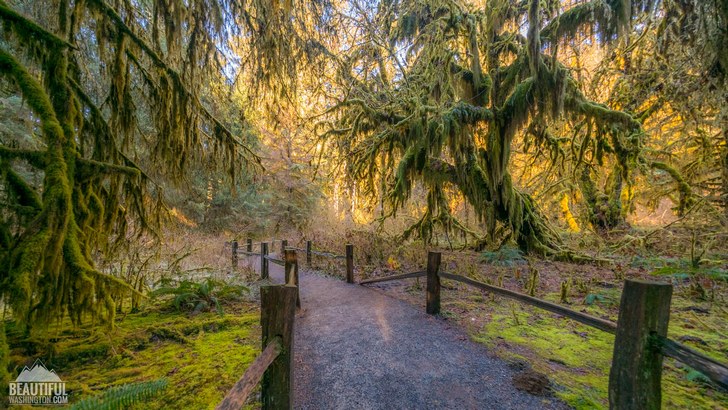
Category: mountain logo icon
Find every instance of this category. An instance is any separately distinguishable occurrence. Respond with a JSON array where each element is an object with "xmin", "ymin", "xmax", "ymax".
[{"xmin": 14, "ymin": 359, "xmax": 63, "ymax": 383}]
